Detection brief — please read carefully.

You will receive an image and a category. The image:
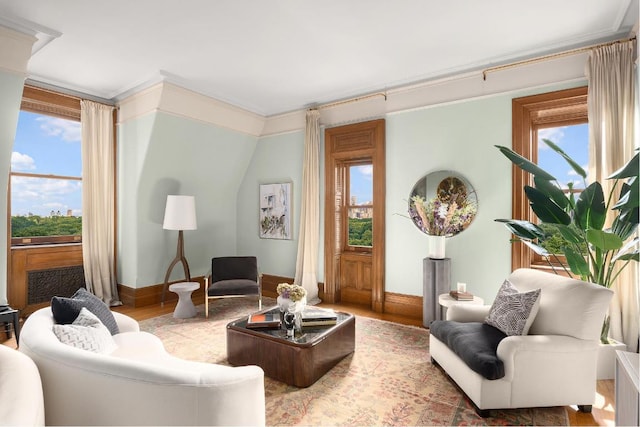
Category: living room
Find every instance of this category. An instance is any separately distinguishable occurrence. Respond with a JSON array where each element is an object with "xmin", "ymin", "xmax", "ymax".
[{"xmin": 0, "ymin": 1, "xmax": 638, "ymax": 426}]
